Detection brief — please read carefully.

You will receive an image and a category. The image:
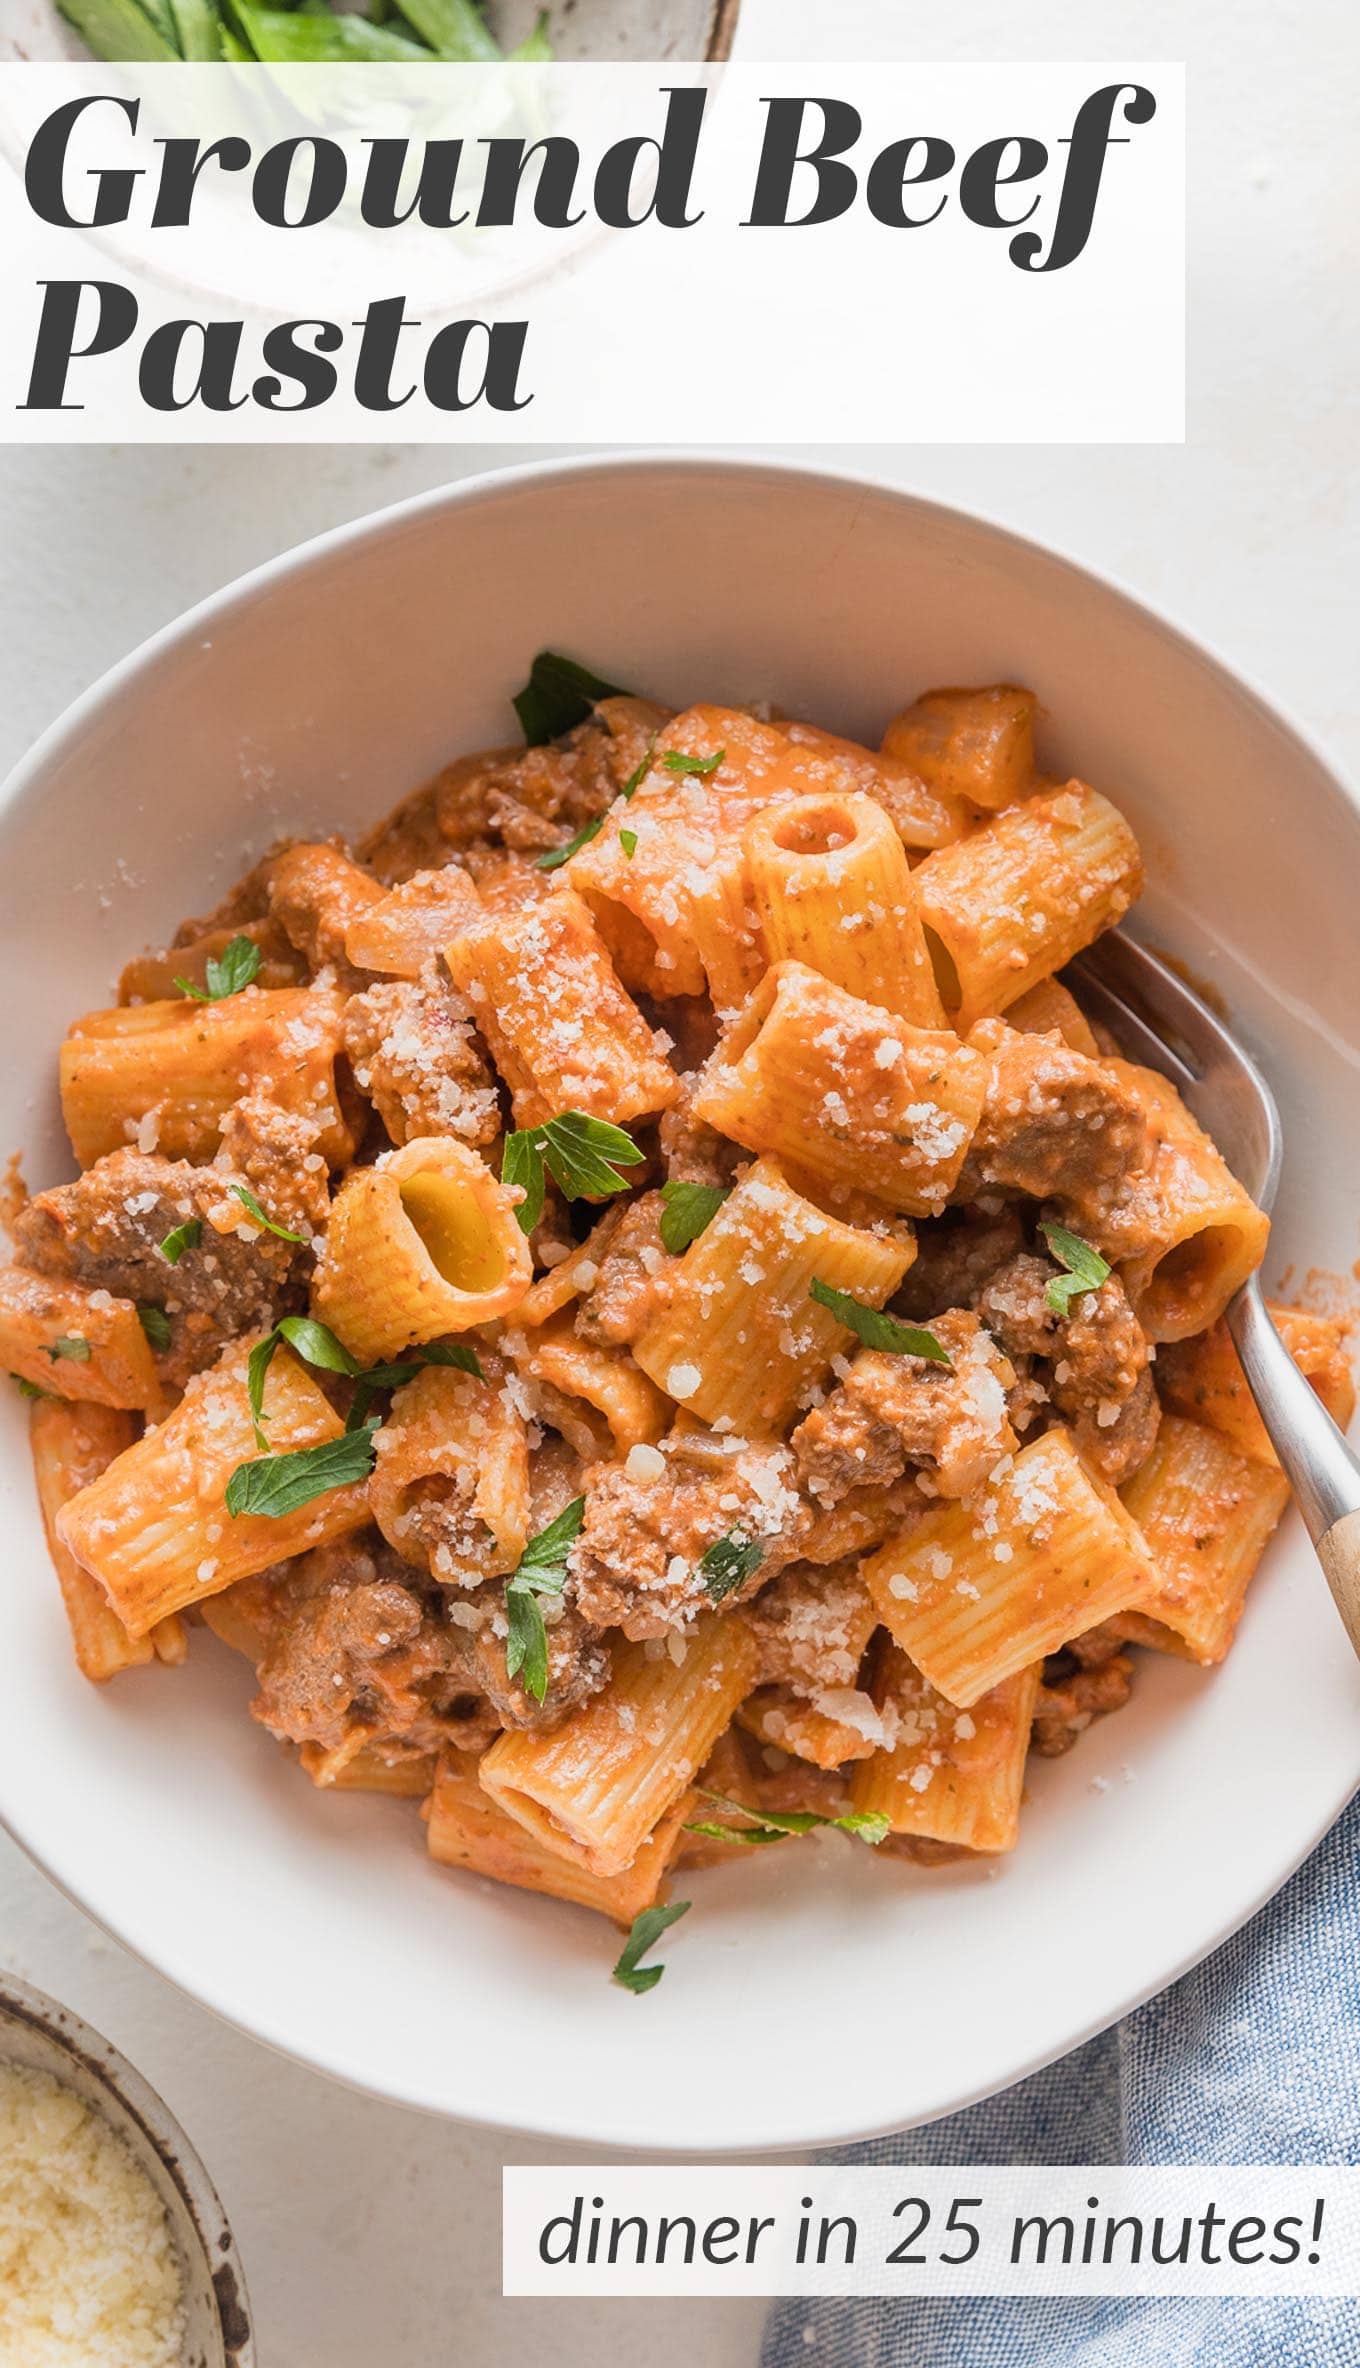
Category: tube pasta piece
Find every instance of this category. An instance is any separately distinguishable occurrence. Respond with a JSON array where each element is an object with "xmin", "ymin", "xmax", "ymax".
[
  {"xmin": 566, "ymin": 706, "xmax": 808, "ymax": 1002},
  {"xmin": 28, "ymin": 1399, "xmax": 153, "ymax": 1683},
  {"xmin": 445, "ymin": 887, "xmax": 678, "ymax": 1131},
  {"xmin": 770, "ymin": 720, "xmax": 970, "ymax": 849},
  {"xmin": 300, "ymin": 1738, "xmax": 438, "ymax": 1796},
  {"xmin": 149, "ymin": 1613, "xmax": 189, "ymax": 1664},
  {"xmin": 850, "ymin": 1642, "xmax": 1040, "ymax": 1852},
  {"xmin": 343, "ymin": 865, "xmax": 484, "ymax": 980},
  {"xmin": 1157, "ymin": 1302, "xmax": 1356, "ymax": 1470},
  {"xmin": 1118, "ymin": 1413, "xmax": 1290, "ymax": 1663},
  {"xmin": 120, "ymin": 919, "xmax": 304, "ymax": 1005},
  {"xmin": 198, "ymin": 1579, "xmax": 276, "ymax": 1662},
  {"xmin": 0, "ymin": 1265, "xmax": 164, "ymax": 1412},
  {"xmin": 264, "ymin": 842, "xmax": 385, "ymax": 974},
  {"xmin": 735, "ymin": 1685, "xmax": 883, "ymax": 1769},
  {"xmin": 512, "ymin": 1204, "xmax": 631, "ymax": 1329},
  {"xmin": 59, "ymin": 986, "xmax": 353, "ymax": 1169},
  {"xmin": 369, "ymin": 1359, "xmax": 530, "ymax": 1584},
  {"xmin": 54, "ymin": 1337, "xmax": 371, "ymax": 1636},
  {"xmin": 502, "ymin": 1316, "xmax": 670, "ymax": 1460},
  {"xmin": 912, "ymin": 783, "xmax": 1143, "ymax": 1031},
  {"xmin": 312, "ymin": 1136, "xmax": 531, "ymax": 1364},
  {"xmin": 426, "ymin": 1752, "xmax": 689, "ymax": 1926},
  {"xmin": 865, "ymin": 1427, "xmax": 1159, "ymax": 1707},
  {"xmin": 479, "ymin": 1615, "xmax": 758, "ymax": 1879},
  {"xmin": 745, "ymin": 791, "xmax": 946, "ymax": 1026},
  {"xmin": 881, "ymin": 685, "xmax": 1038, "ymax": 813},
  {"xmin": 1067, "ymin": 1061, "xmax": 1271, "ymax": 1344},
  {"xmin": 632, "ymin": 1155, "xmax": 915, "ymax": 1436},
  {"xmin": 692, "ymin": 963, "xmax": 986, "ymax": 1217},
  {"xmin": 1004, "ymin": 977, "xmax": 1100, "ymax": 1058}
]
